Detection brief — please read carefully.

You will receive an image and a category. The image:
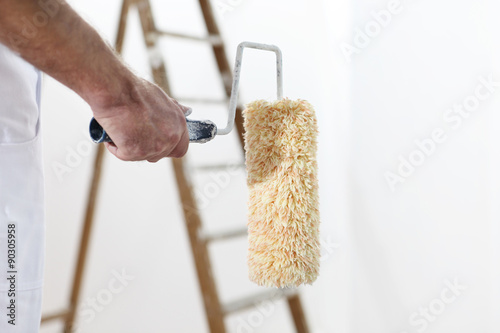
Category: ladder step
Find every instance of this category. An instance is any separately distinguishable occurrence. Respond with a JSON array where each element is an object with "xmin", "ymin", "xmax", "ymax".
[
  {"xmin": 173, "ymin": 97, "xmax": 227, "ymax": 105},
  {"xmin": 41, "ymin": 310, "xmax": 69, "ymax": 323},
  {"xmin": 149, "ymin": 30, "xmax": 223, "ymax": 45},
  {"xmin": 192, "ymin": 163, "xmax": 245, "ymax": 172},
  {"xmin": 201, "ymin": 227, "xmax": 247, "ymax": 242},
  {"xmin": 223, "ymin": 289, "xmax": 298, "ymax": 315}
]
